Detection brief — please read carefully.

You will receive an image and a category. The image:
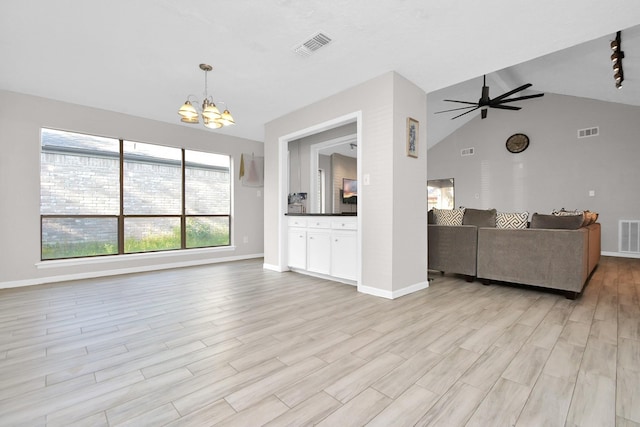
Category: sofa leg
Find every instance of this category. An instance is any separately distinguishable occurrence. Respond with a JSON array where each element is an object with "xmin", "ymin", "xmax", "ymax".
[
  {"xmin": 465, "ymin": 275, "xmax": 474, "ymax": 283},
  {"xmin": 565, "ymin": 291, "xmax": 579, "ymax": 300},
  {"xmin": 479, "ymin": 279, "xmax": 491, "ymax": 286}
]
